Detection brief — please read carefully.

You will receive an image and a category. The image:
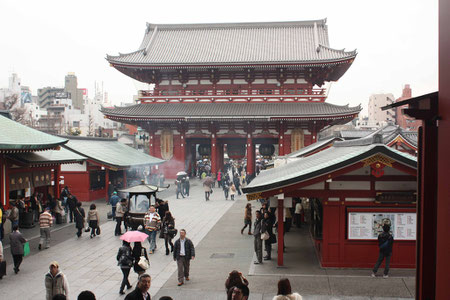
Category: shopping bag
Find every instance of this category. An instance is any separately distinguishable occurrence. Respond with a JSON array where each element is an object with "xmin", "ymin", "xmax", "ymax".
[
  {"xmin": 23, "ymin": 242, "xmax": 30, "ymax": 257},
  {"xmin": 96, "ymin": 226, "xmax": 101, "ymax": 235}
]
